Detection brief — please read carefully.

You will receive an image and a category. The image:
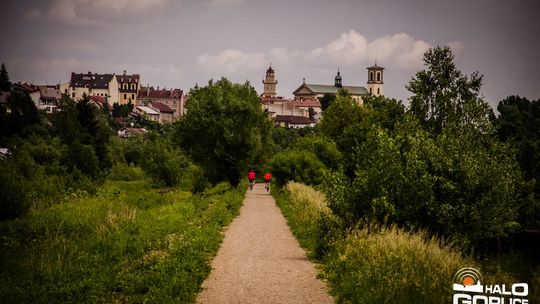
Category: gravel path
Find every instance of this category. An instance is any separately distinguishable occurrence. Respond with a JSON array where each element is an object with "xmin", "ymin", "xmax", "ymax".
[{"xmin": 197, "ymin": 183, "xmax": 334, "ymax": 304}]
